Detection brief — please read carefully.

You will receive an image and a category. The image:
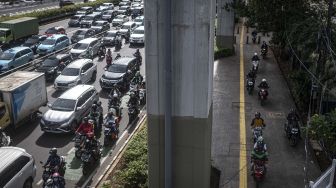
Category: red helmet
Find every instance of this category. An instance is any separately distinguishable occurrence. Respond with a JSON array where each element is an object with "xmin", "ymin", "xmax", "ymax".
[
  {"xmin": 52, "ymin": 172, "xmax": 60, "ymax": 177},
  {"xmin": 86, "ymin": 132, "xmax": 94, "ymax": 138}
]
